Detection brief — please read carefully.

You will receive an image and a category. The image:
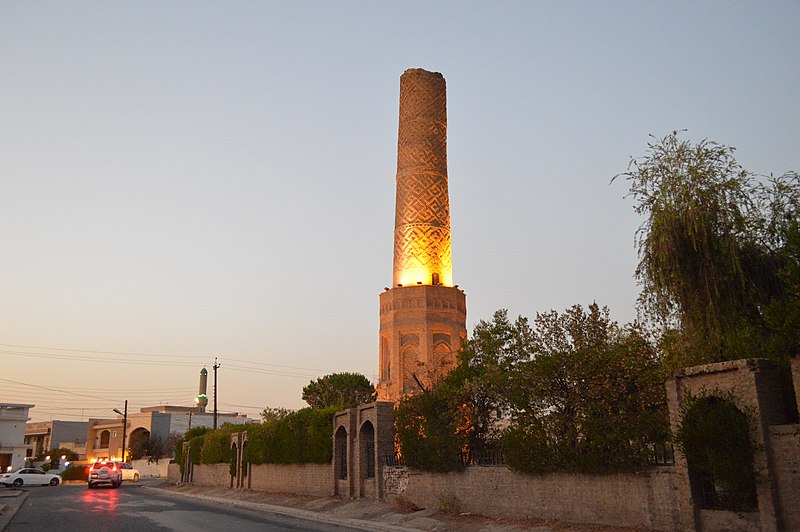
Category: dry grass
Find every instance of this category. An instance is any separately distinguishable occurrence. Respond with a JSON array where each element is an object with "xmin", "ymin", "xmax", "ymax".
[{"xmin": 391, "ymin": 495, "xmax": 422, "ymax": 512}]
